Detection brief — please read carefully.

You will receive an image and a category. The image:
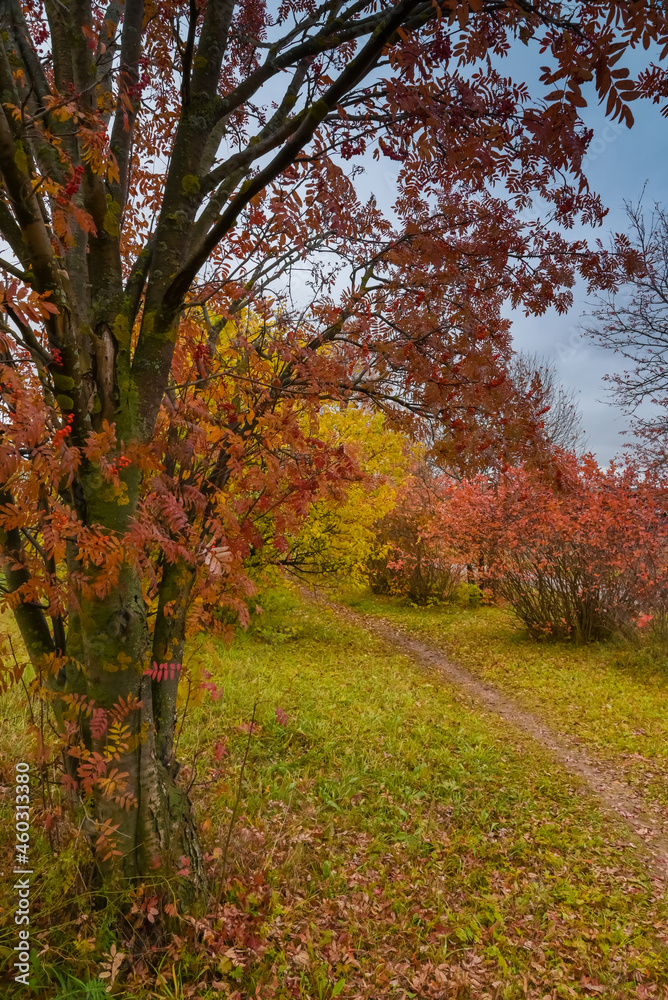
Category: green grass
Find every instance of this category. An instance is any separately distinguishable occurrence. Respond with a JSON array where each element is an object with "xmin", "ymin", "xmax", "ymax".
[
  {"xmin": 340, "ymin": 590, "xmax": 668, "ymax": 812},
  {"xmin": 3, "ymin": 587, "xmax": 668, "ymax": 997},
  {"xmin": 175, "ymin": 587, "xmax": 668, "ymax": 998}
]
